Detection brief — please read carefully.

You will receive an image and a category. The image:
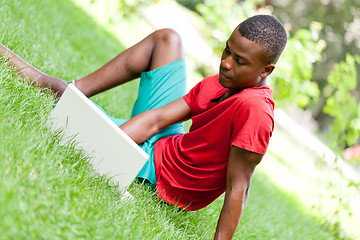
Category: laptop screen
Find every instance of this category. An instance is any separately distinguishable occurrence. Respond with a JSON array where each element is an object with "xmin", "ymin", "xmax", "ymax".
[{"xmin": 49, "ymin": 84, "xmax": 148, "ymax": 190}]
